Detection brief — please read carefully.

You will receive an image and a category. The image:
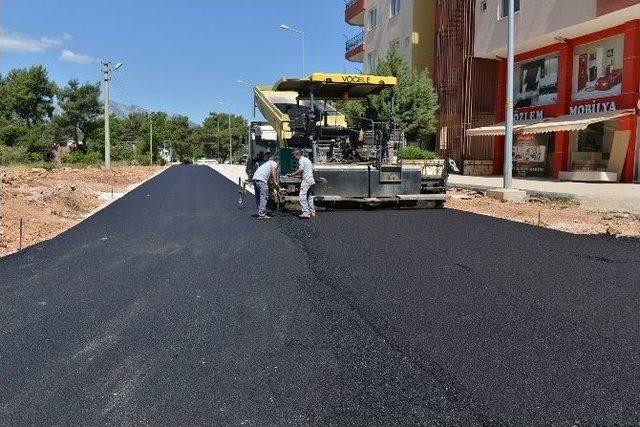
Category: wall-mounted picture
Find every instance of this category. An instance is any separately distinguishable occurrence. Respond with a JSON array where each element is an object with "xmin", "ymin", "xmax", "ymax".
[
  {"xmin": 573, "ymin": 34, "xmax": 624, "ymax": 101},
  {"xmin": 514, "ymin": 54, "xmax": 559, "ymax": 108}
]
